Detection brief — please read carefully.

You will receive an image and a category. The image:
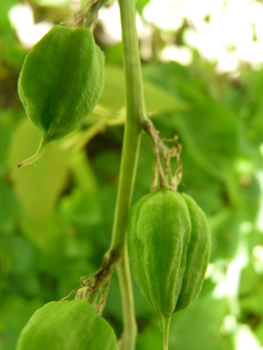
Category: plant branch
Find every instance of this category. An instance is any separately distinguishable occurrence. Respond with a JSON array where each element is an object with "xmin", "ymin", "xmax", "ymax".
[
  {"xmin": 117, "ymin": 243, "xmax": 137, "ymax": 350},
  {"xmin": 73, "ymin": 0, "xmax": 148, "ymax": 346},
  {"xmin": 111, "ymin": 0, "xmax": 147, "ymax": 253},
  {"xmin": 107, "ymin": 0, "xmax": 148, "ymax": 348}
]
